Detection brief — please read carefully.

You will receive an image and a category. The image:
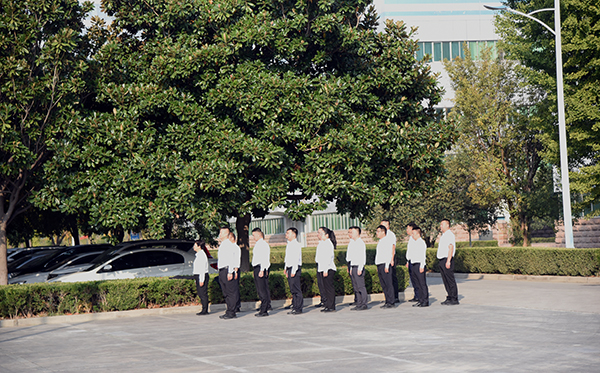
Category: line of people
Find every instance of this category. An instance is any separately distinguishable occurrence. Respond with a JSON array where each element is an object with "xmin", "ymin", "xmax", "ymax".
[{"xmin": 191, "ymin": 218, "xmax": 459, "ymax": 320}]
